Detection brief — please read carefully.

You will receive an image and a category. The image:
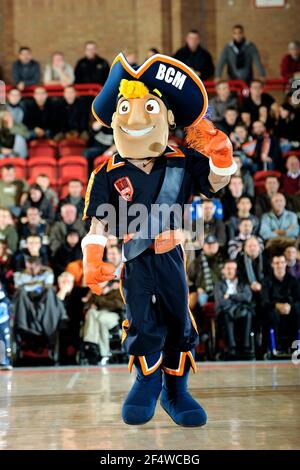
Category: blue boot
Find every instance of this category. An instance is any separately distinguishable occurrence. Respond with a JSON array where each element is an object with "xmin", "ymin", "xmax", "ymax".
[
  {"xmin": 122, "ymin": 352, "xmax": 162, "ymax": 425},
  {"xmin": 160, "ymin": 351, "xmax": 207, "ymax": 427}
]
